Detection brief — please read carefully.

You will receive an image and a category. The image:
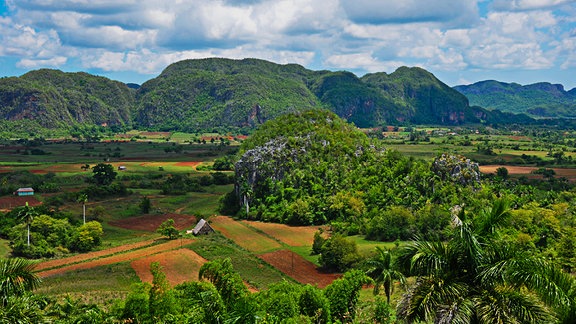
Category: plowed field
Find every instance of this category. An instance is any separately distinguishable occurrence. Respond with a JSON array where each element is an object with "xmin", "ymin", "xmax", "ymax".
[
  {"xmin": 37, "ymin": 239, "xmax": 194, "ymax": 278},
  {"xmin": 258, "ymin": 250, "xmax": 339, "ymax": 288},
  {"xmin": 480, "ymin": 165, "xmax": 576, "ymax": 181},
  {"xmin": 109, "ymin": 213, "xmax": 197, "ymax": 232},
  {"xmin": 131, "ymin": 249, "xmax": 207, "ymax": 286},
  {"xmin": 242, "ymin": 221, "xmax": 325, "ymax": 246},
  {"xmin": 210, "ymin": 216, "xmax": 282, "ymax": 253},
  {"xmin": 0, "ymin": 196, "xmax": 42, "ymax": 210}
]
